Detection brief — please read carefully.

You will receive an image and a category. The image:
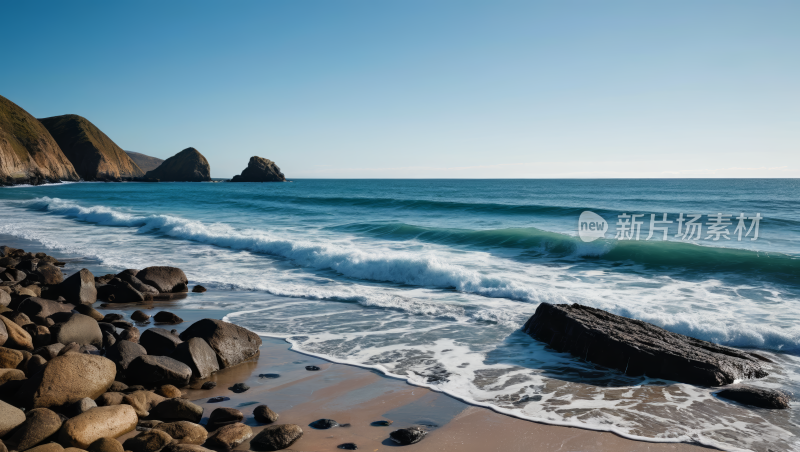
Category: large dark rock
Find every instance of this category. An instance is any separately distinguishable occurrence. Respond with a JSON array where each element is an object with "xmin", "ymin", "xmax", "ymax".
[
  {"xmin": 716, "ymin": 385, "xmax": 790, "ymax": 409},
  {"xmin": 97, "ymin": 281, "xmax": 145, "ymax": 304},
  {"xmin": 143, "ymin": 147, "xmax": 211, "ymax": 182},
  {"xmin": 149, "ymin": 398, "xmax": 203, "ymax": 423},
  {"xmin": 17, "ymin": 297, "xmax": 73, "ymax": 319},
  {"xmin": 230, "ymin": 156, "xmax": 286, "ymax": 182},
  {"xmin": 390, "ymin": 427, "xmax": 427, "ymax": 445},
  {"xmin": 49, "ymin": 313, "xmax": 103, "ymax": 348},
  {"xmin": 116, "ymin": 272, "xmax": 159, "ymax": 295},
  {"xmin": 522, "ymin": 303, "xmax": 769, "ymax": 386},
  {"xmin": 122, "ymin": 430, "xmax": 174, "ymax": 452},
  {"xmin": 36, "ymin": 263, "xmax": 64, "ymax": 285},
  {"xmin": 126, "ymin": 355, "xmax": 192, "ymax": 387},
  {"xmin": 170, "ymin": 337, "xmax": 219, "ymax": 379},
  {"xmin": 140, "ymin": 328, "xmax": 183, "ymax": 356},
  {"xmin": 253, "ymin": 405, "xmax": 278, "ymax": 424},
  {"xmin": 57, "ymin": 269, "xmax": 97, "ymax": 305},
  {"xmin": 204, "ymin": 423, "xmax": 252, "ymax": 449},
  {"xmin": 206, "ymin": 407, "xmax": 243, "ymax": 431},
  {"xmin": 137, "ymin": 267, "xmax": 188, "ymax": 294},
  {"xmin": 154, "ymin": 311, "xmax": 183, "ymax": 324},
  {"xmin": 105, "ymin": 340, "xmax": 147, "ymax": 371},
  {"xmin": 178, "ymin": 319, "xmax": 261, "ymax": 369},
  {"xmin": 250, "ymin": 424, "xmax": 302, "ymax": 451}
]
